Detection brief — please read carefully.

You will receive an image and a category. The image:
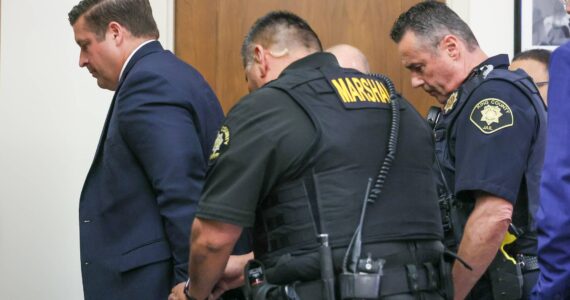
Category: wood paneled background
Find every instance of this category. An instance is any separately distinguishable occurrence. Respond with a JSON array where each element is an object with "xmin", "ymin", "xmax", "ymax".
[{"xmin": 175, "ymin": 0, "xmax": 438, "ymax": 115}]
